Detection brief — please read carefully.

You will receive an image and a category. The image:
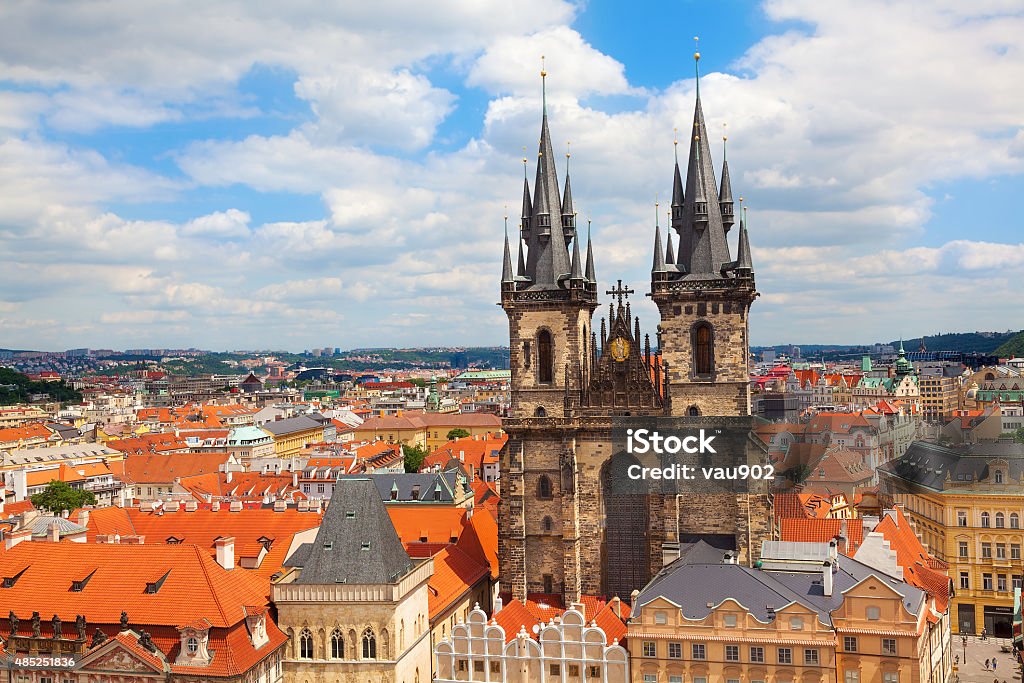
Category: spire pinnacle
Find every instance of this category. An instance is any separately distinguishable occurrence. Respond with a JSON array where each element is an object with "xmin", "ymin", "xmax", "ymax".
[
  {"xmin": 673, "ymin": 127, "xmax": 679, "ymax": 165},
  {"xmin": 736, "ymin": 204, "xmax": 752, "ymax": 272},
  {"xmin": 501, "ymin": 213, "xmax": 514, "ymax": 284},
  {"xmin": 541, "ymin": 55, "xmax": 547, "ymax": 114},
  {"xmin": 693, "ymin": 36, "xmax": 701, "ymax": 99},
  {"xmin": 652, "ymin": 222, "xmax": 666, "ymax": 273},
  {"xmin": 585, "ymin": 218, "xmax": 596, "ymax": 282},
  {"xmin": 570, "ymin": 225, "xmax": 583, "ymax": 280},
  {"xmin": 722, "ymin": 122, "xmax": 728, "ymax": 160},
  {"xmin": 665, "ymin": 223, "xmax": 675, "ymax": 265}
]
